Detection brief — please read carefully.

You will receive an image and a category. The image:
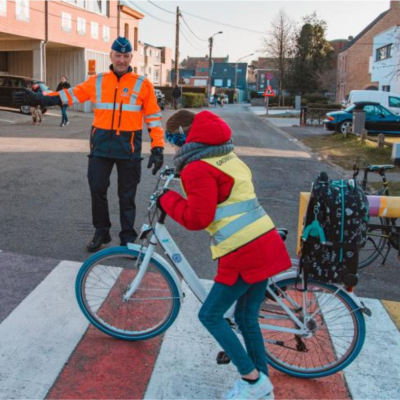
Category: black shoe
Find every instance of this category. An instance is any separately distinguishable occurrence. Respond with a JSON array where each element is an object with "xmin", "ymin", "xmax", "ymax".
[
  {"xmin": 86, "ymin": 233, "xmax": 112, "ymax": 253},
  {"xmin": 120, "ymin": 237, "xmax": 137, "ymax": 247}
]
